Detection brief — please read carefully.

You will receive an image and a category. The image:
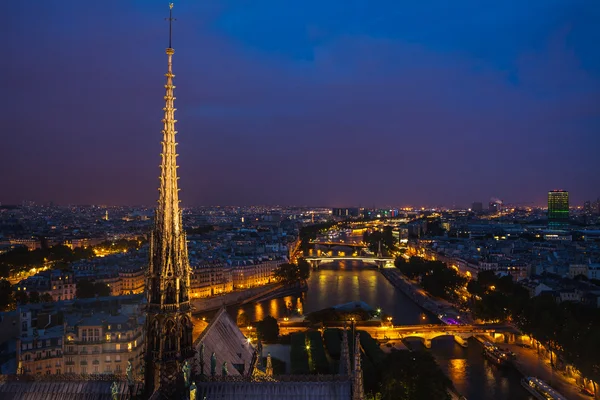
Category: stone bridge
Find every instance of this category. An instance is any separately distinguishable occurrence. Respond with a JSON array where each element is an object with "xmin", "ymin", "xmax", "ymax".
[
  {"xmin": 355, "ymin": 324, "xmax": 521, "ymax": 348},
  {"xmin": 304, "ymin": 256, "xmax": 395, "ymax": 269}
]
